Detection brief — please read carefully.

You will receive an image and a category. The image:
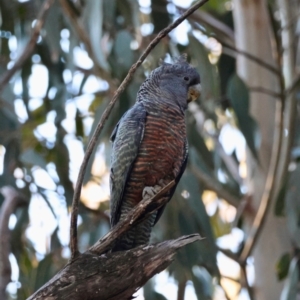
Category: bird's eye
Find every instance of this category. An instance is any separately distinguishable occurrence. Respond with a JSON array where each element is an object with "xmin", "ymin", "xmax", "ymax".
[{"xmin": 184, "ymin": 76, "xmax": 189, "ymax": 81}]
